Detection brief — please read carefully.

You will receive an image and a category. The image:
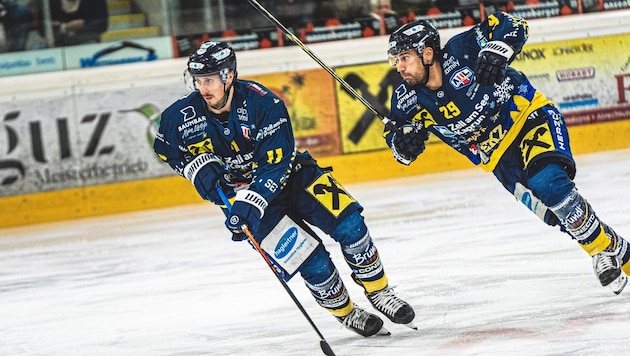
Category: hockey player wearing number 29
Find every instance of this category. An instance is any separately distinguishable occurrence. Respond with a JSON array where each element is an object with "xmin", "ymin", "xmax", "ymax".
[
  {"xmin": 153, "ymin": 41, "xmax": 416, "ymax": 337},
  {"xmin": 385, "ymin": 12, "xmax": 630, "ymax": 294}
]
